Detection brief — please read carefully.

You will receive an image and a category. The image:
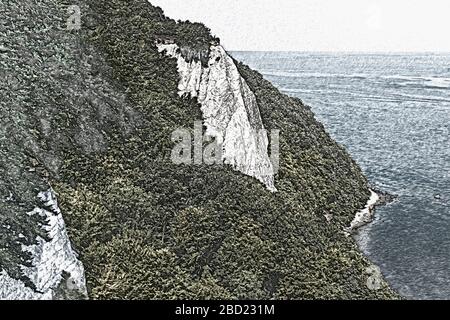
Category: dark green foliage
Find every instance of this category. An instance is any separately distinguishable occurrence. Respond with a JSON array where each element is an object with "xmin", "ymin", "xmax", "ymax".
[
  {"xmin": 0, "ymin": 0, "xmax": 68, "ymax": 284},
  {"xmin": 2, "ymin": 0, "xmax": 399, "ymax": 299},
  {"xmin": 52, "ymin": 1, "xmax": 397, "ymax": 299}
]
